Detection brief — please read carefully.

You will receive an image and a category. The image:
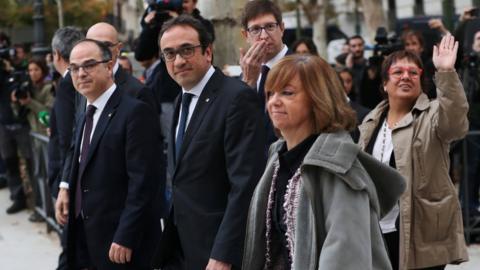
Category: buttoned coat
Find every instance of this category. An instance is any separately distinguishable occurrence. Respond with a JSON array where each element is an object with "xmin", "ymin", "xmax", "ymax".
[
  {"xmin": 358, "ymin": 71, "xmax": 469, "ymax": 269},
  {"xmin": 242, "ymin": 132, "xmax": 405, "ymax": 270},
  {"xmin": 153, "ymin": 68, "xmax": 266, "ymax": 269},
  {"xmin": 66, "ymin": 87, "xmax": 163, "ymax": 269}
]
